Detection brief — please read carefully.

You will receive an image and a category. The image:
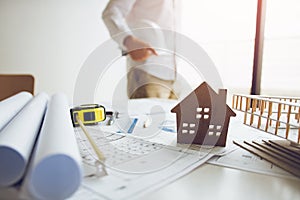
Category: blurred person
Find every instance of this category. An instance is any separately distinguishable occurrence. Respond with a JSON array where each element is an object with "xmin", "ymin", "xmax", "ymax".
[{"xmin": 102, "ymin": 0, "xmax": 179, "ymax": 99}]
